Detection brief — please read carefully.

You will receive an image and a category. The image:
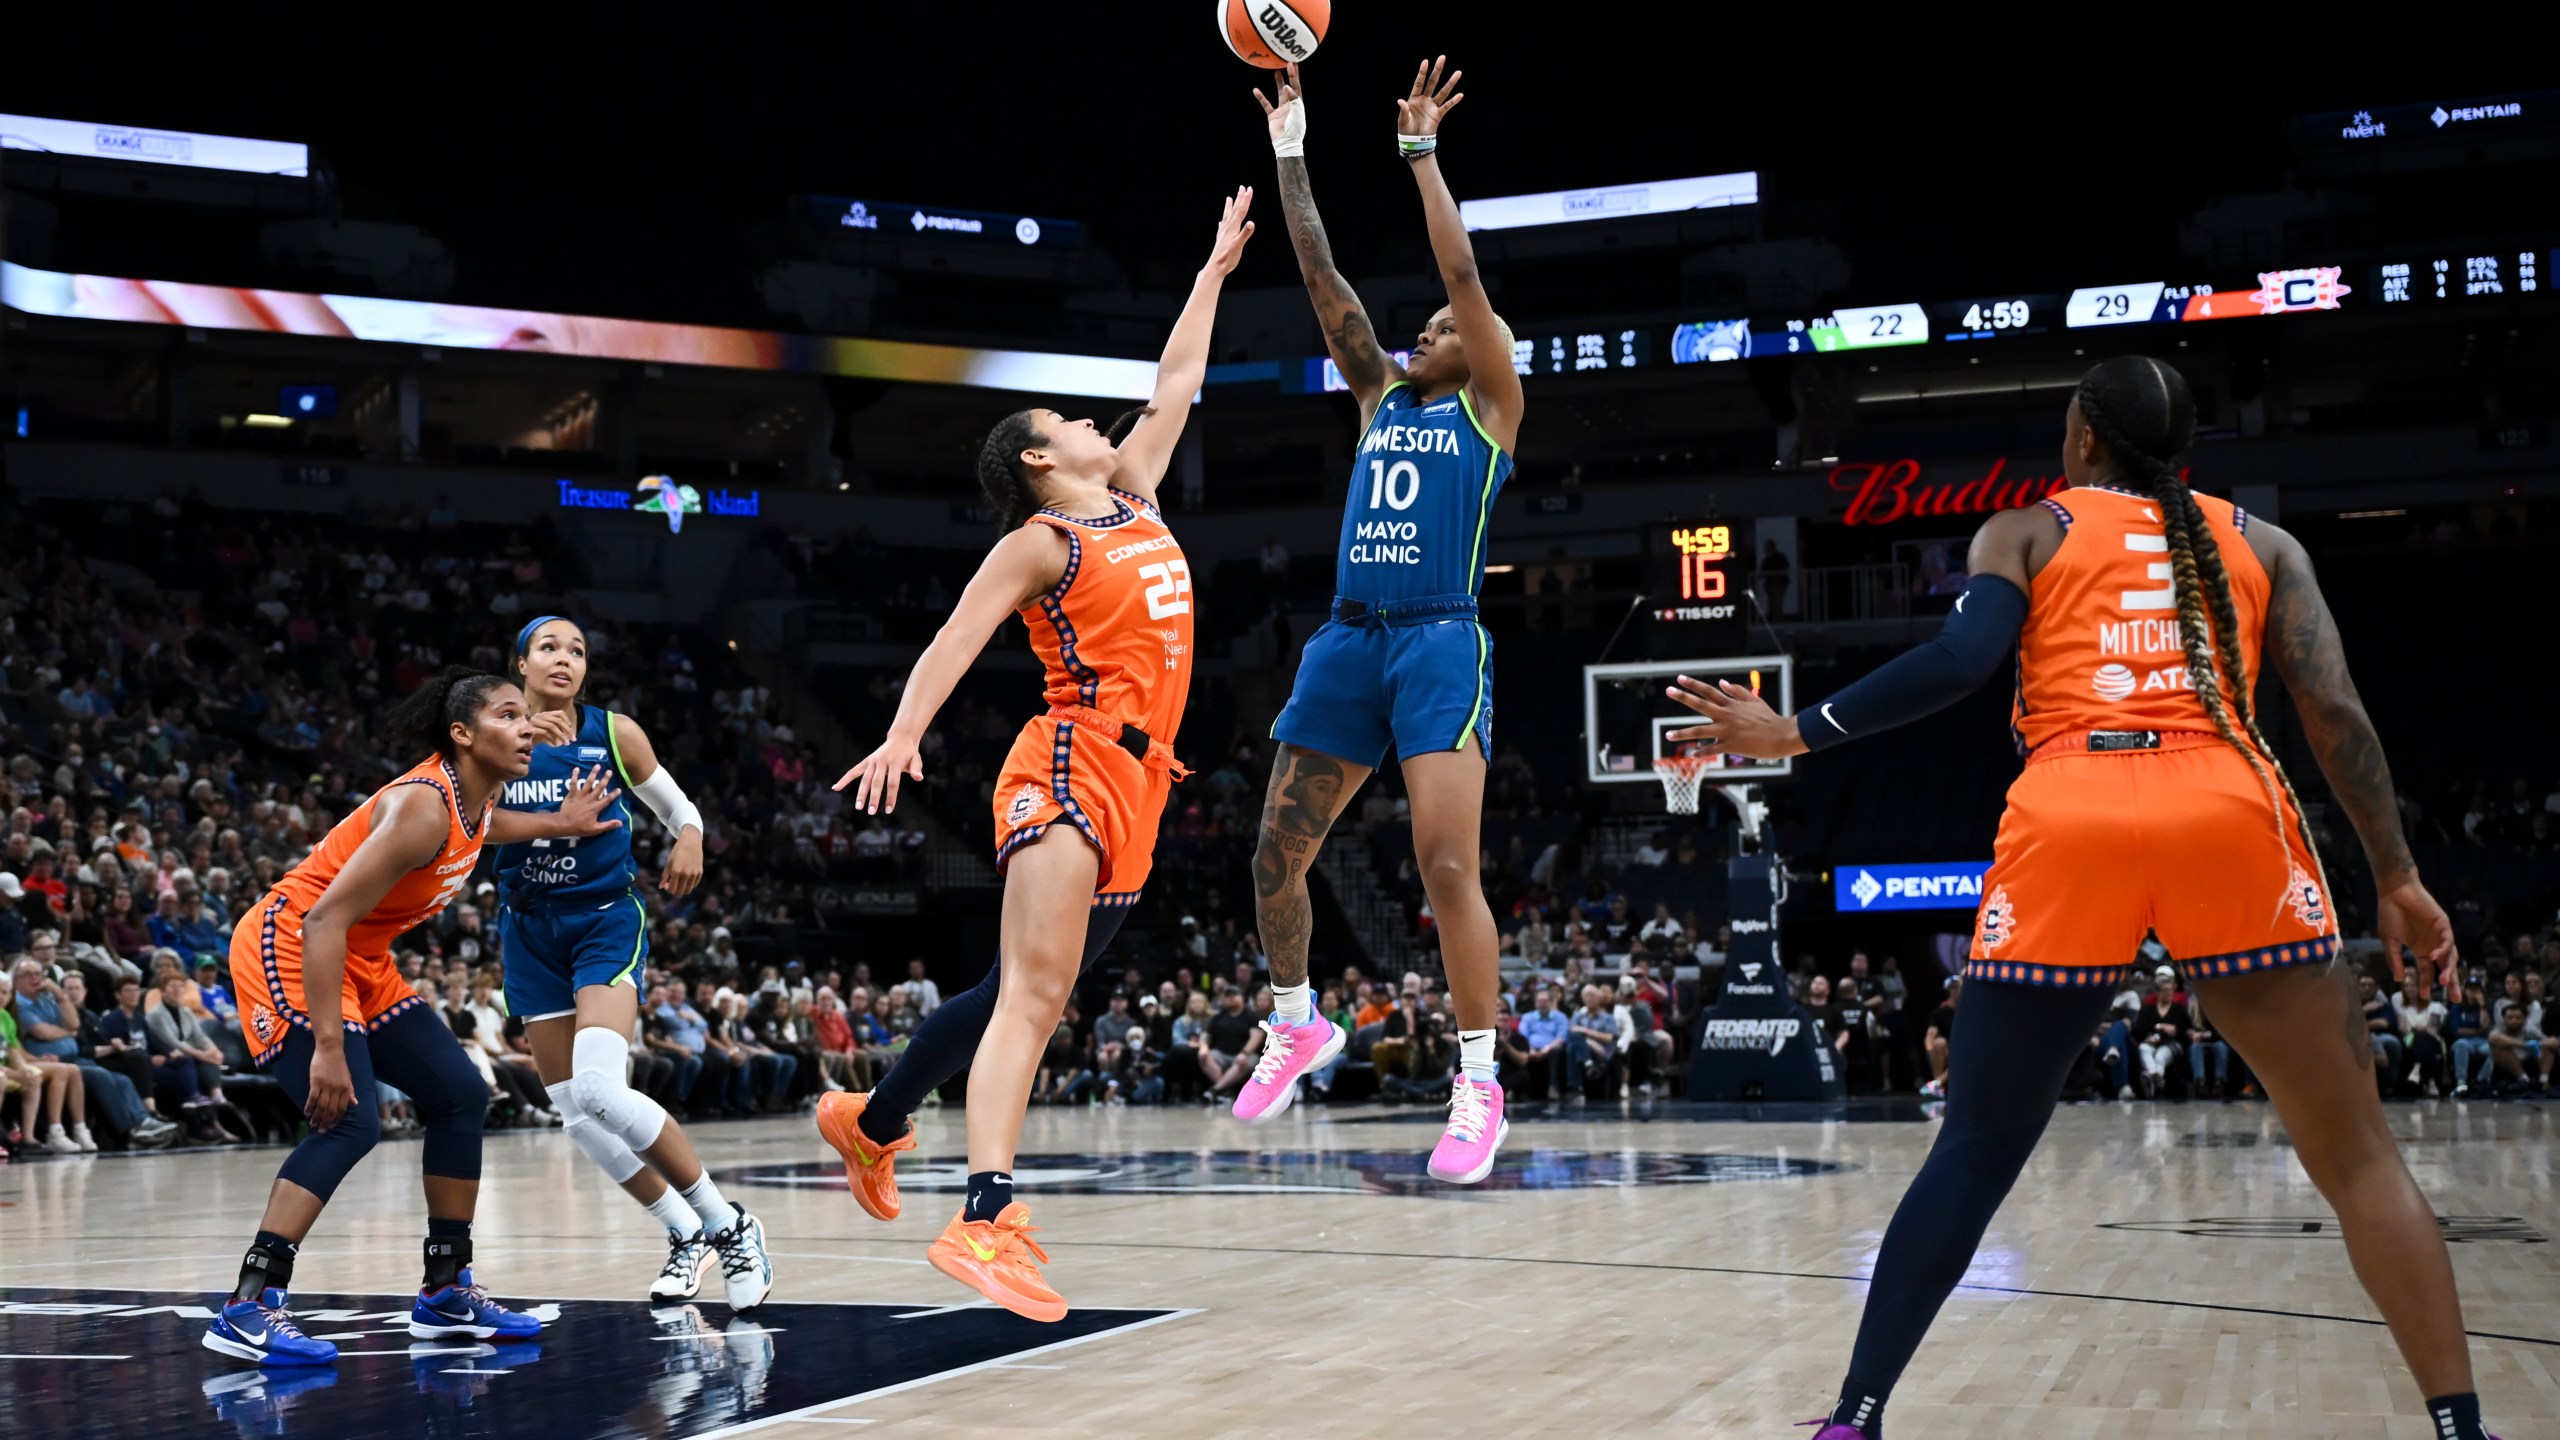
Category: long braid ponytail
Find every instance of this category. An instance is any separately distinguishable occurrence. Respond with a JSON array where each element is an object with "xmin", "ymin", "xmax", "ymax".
[{"xmin": 2075, "ymin": 358, "xmax": 2330, "ymax": 908}]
